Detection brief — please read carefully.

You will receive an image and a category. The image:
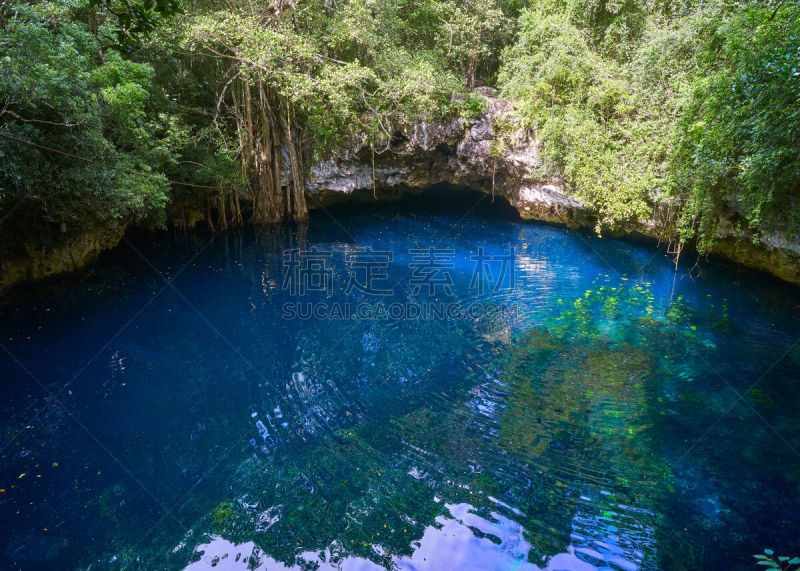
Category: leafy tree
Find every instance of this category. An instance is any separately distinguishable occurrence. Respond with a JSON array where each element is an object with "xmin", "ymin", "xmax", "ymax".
[
  {"xmin": 89, "ymin": 0, "xmax": 182, "ymax": 49},
  {"xmin": 672, "ymin": 2, "xmax": 800, "ymax": 248},
  {"xmin": 498, "ymin": 0, "xmax": 799, "ymax": 253},
  {"xmin": 178, "ymin": 0, "xmax": 481, "ymax": 222},
  {"xmin": 0, "ymin": 4, "xmax": 170, "ymax": 248},
  {"xmin": 2, "ymin": 0, "xmax": 799, "ymax": 264},
  {"xmin": 498, "ymin": 6, "xmax": 652, "ymax": 231}
]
